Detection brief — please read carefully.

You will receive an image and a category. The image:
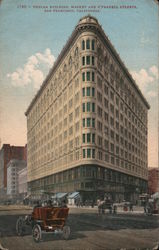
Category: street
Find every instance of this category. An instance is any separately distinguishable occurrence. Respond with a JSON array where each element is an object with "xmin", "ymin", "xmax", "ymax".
[{"xmin": 0, "ymin": 206, "xmax": 159, "ymax": 250}]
